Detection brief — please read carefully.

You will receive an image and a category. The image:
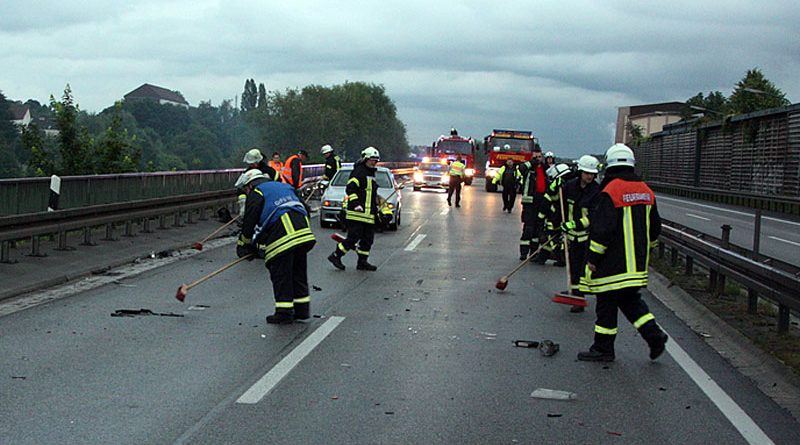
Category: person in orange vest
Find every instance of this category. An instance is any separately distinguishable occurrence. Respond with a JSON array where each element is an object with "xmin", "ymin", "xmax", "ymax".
[
  {"xmin": 268, "ymin": 152, "xmax": 283, "ymax": 180},
  {"xmin": 280, "ymin": 150, "xmax": 308, "ymax": 189}
]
